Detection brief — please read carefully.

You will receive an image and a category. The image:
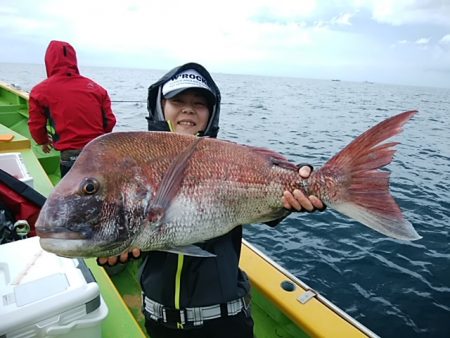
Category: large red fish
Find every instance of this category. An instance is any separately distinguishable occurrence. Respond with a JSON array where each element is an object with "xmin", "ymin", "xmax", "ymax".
[{"xmin": 36, "ymin": 110, "xmax": 421, "ymax": 258}]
